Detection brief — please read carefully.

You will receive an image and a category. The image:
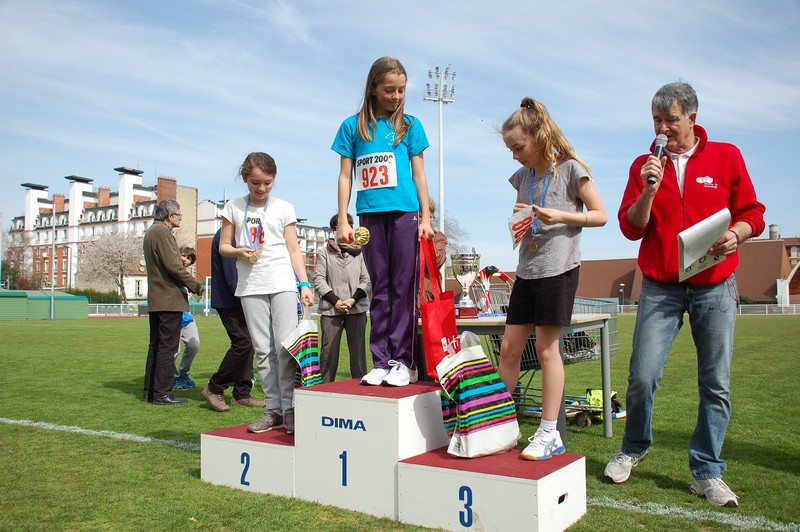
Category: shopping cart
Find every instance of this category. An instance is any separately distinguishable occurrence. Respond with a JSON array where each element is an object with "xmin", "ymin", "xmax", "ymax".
[
  {"xmin": 472, "ymin": 266, "xmax": 513, "ymax": 315},
  {"xmin": 473, "ymin": 269, "xmax": 602, "ymax": 412}
]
